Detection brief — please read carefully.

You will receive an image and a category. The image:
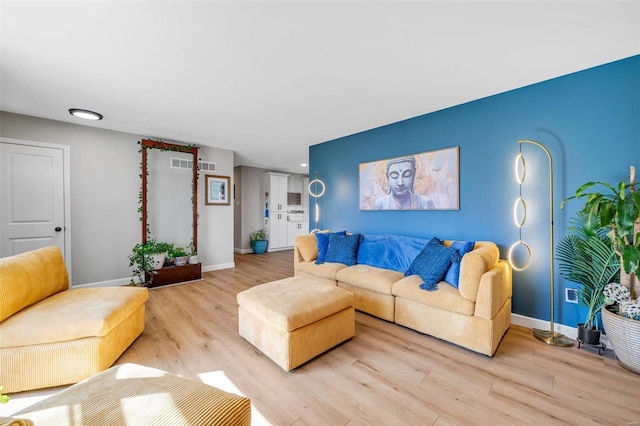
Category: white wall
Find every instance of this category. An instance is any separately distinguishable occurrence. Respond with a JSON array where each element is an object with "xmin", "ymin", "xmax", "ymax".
[{"xmin": 0, "ymin": 112, "xmax": 234, "ymax": 285}]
